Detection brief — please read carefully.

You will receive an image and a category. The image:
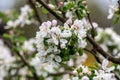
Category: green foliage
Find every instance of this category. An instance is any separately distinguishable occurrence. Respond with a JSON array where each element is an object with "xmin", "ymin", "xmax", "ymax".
[
  {"xmin": 11, "ymin": 10, "xmax": 19, "ymax": 20},
  {"xmin": 3, "ymin": 33, "xmax": 13, "ymax": 41},
  {"xmin": 41, "ymin": 7, "xmax": 49, "ymax": 14},
  {"xmin": 114, "ymin": 15, "xmax": 120, "ymax": 24},
  {"xmin": 62, "ymin": 1, "xmax": 75, "ymax": 12},
  {"xmin": 60, "ymin": 48, "xmax": 69, "ymax": 61},
  {"xmin": 77, "ymin": 48, "xmax": 83, "ymax": 56},
  {"xmin": 14, "ymin": 36, "xmax": 26, "ymax": 43},
  {"xmin": 76, "ymin": 0, "xmax": 87, "ymax": 19},
  {"xmin": 0, "ymin": 12, "xmax": 9, "ymax": 22},
  {"xmin": 94, "ymin": 30, "xmax": 98, "ymax": 37},
  {"xmin": 114, "ymin": 10, "xmax": 120, "ymax": 24}
]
